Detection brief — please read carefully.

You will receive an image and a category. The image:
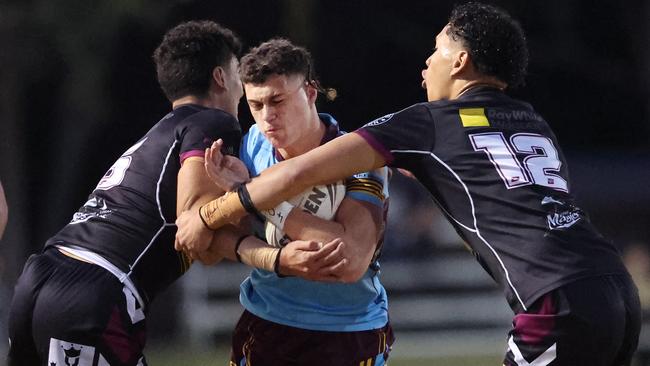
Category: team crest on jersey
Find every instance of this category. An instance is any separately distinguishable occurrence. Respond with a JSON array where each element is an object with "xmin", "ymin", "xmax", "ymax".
[
  {"xmin": 47, "ymin": 338, "xmax": 110, "ymax": 366},
  {"xmin": 364, "ymin": 113, "xmax": 394, "ymax": 127}
]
